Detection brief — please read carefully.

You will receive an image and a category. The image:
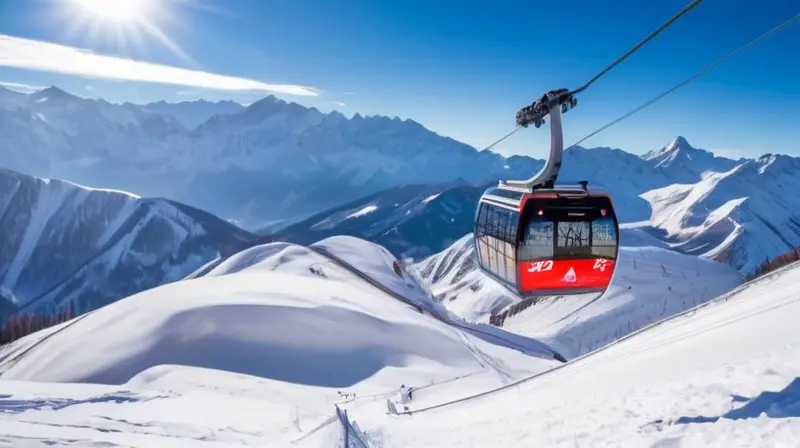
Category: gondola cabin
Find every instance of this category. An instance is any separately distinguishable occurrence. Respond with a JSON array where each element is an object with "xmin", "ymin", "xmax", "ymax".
[{"xmin": 474, "ymin": 182, "xmax": 619, "ymax": 297}]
